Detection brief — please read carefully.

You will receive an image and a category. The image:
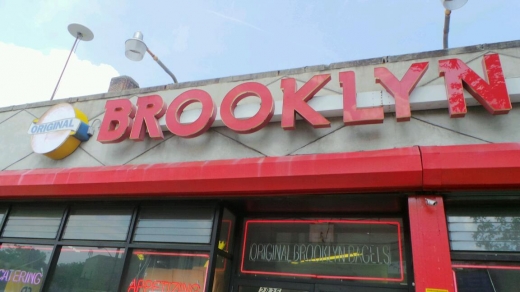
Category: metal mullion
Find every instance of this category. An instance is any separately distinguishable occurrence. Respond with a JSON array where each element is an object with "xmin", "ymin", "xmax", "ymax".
[
  {"xmin": 216, "ymin": 249, "xmax": 233, "ymax": 260},
  {"xmin": 205, "ymin": 205, "xmax": 223, "ymax": 292},
  {"xmin": 0, "ymin": 204, "xmax": 12, "ymax": 237},
  {"xmin": 0, "ymin": 238, "xmax": 56, "ymax": 245},
  {"xmin": 56, "ymin": 239, "xmax": 128, "ymax": 248},
  {"xmin": 41, "ymin": 244, "xmax": 62, "ymax": 292},
  {"xmin": 117, "ymin": 205, "xmax": 140, "ymax": 292},
  {"xmin": 40, "ymin": 205, "xmax": 70, "ymax": 292},
  {"xmin": 127, "ymin": 242, "xmax": 212, "ymax": 251},
  {"xmin": 230, "ymin": 215, "xmax": 245, "ymax": 292},
  {"xmin": 55, "ymin": 204, "xmax": 70, "ymax": 241}
]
